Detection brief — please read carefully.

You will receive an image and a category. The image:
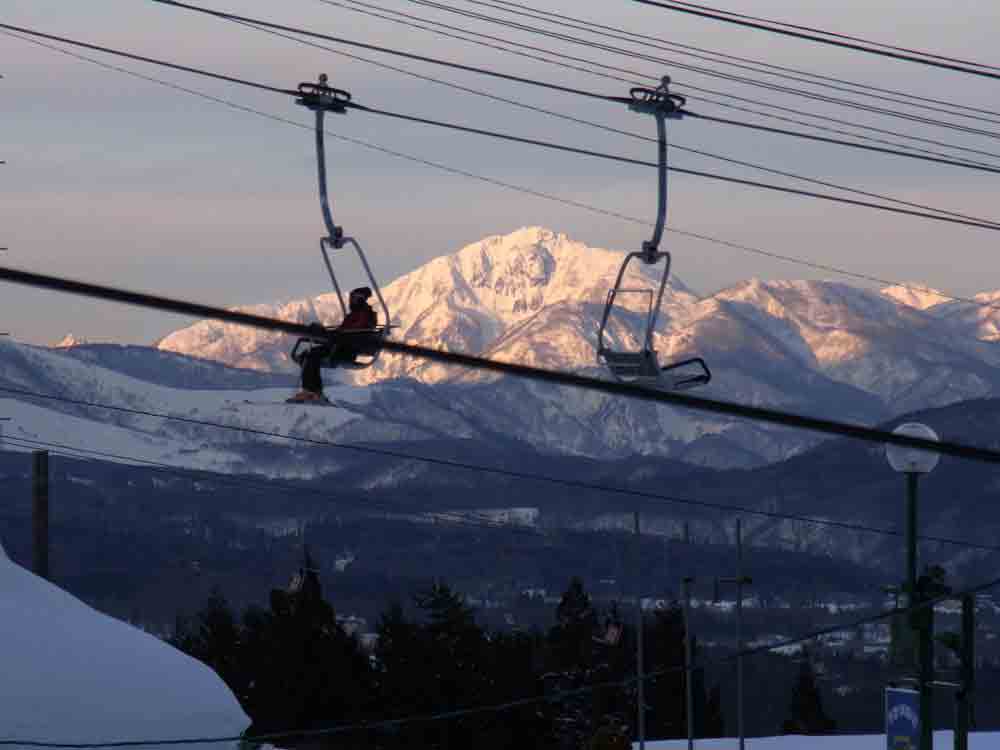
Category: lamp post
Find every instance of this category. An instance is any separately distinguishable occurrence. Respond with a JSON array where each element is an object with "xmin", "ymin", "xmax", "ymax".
[{"xmin": 886, "ymin": 421, "xmax": 940, "ymax": 750}]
